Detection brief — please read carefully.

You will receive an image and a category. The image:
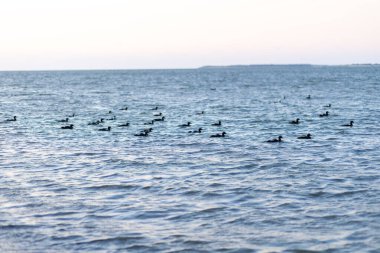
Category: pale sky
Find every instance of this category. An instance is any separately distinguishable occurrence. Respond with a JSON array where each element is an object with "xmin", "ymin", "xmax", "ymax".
[{"xmin": 0, "ymin": 0, "xmax": 379, "ymax": 70}]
